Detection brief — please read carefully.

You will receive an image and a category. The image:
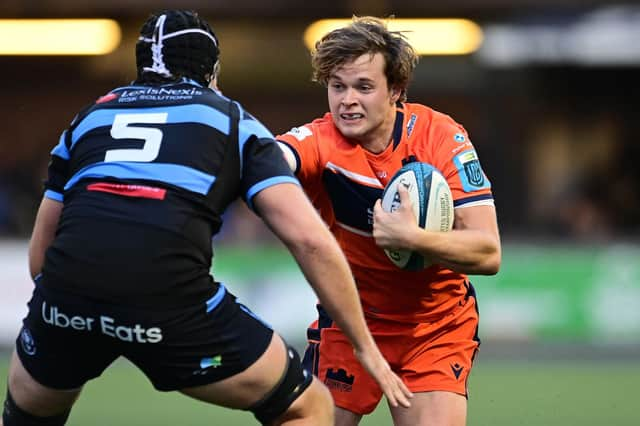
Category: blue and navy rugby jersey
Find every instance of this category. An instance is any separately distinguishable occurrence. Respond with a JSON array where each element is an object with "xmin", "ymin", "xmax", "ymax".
[{"xmin": 41, "ymin": 78, "xmax": 297, "ymax": 308}]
